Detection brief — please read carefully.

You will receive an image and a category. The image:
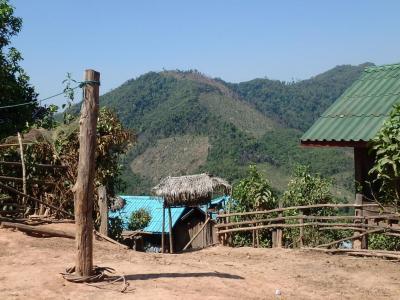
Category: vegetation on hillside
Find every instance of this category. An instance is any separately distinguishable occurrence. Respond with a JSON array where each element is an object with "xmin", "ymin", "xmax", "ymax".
[
  {"xmin": 229, "ymin": 63, "xmax": 373, "ymax": 131},
  {"xmin": 94, "ymin": 67, "xmax": 362, "ymax": 195}
]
